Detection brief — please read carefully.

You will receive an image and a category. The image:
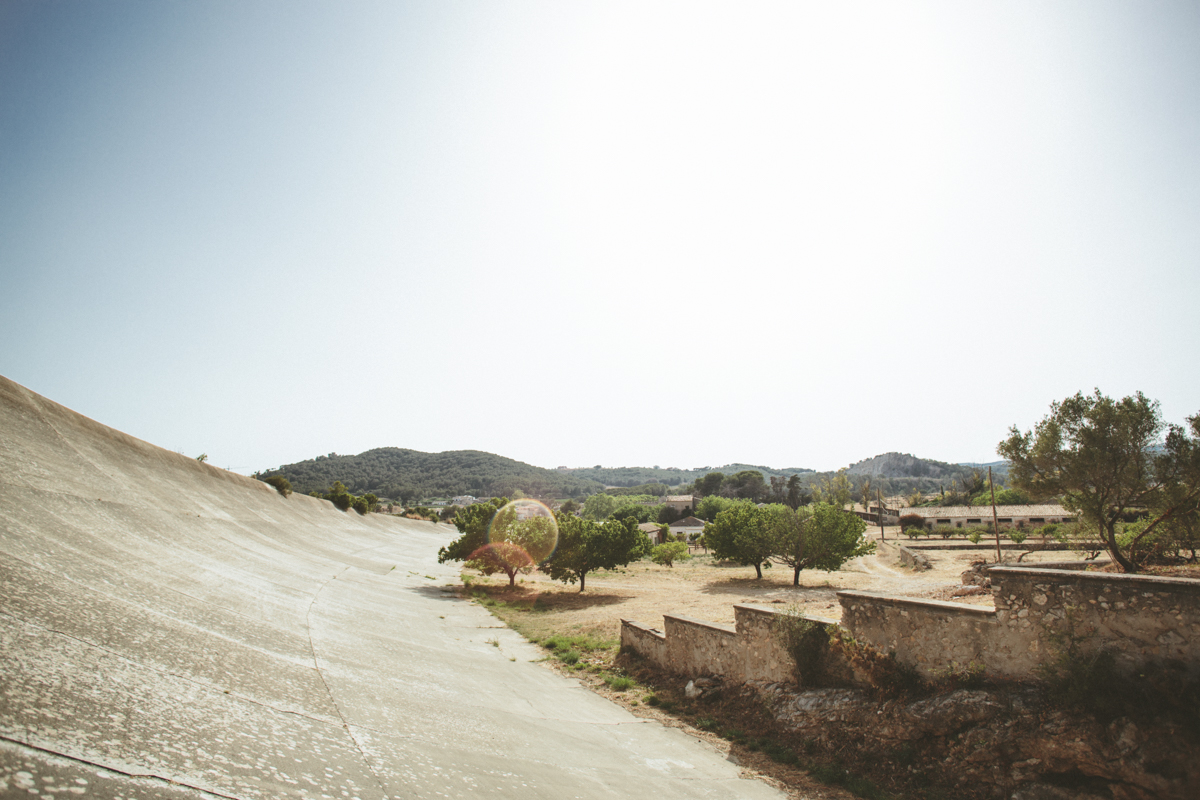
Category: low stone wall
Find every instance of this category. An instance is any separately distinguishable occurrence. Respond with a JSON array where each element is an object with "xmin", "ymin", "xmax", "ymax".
[
  {"xmin": 837, "ymin": 591, "xmax": 1009, "ymax": 674},
  {"xmin": 620, "ymin": 604, "xmax": 794, "ymax": 683},
  {"xmin": 897, "ymin": 546, "xmax": 930, "ymax": 570},
  {"xmin": 990, "ymin": 566, "xmax": 1200, "ymax": 678},
  {"xmin": 842, "ymin": 567, "xmax": 1200, "ymax": 679},
  {"xmin": 620, "ymin": 567, "xmax": 1200, "ymax": 685}
]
